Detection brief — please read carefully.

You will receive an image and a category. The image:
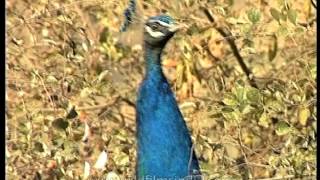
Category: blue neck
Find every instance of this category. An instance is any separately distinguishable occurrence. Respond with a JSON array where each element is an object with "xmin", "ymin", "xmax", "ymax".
[
  {"xmin": 144, "ymin": 43, "xmax": 164, "ymax": 78},
  {"xmin": 136, "ymin": 43, "xmax": 201, "ymax": 178}
]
